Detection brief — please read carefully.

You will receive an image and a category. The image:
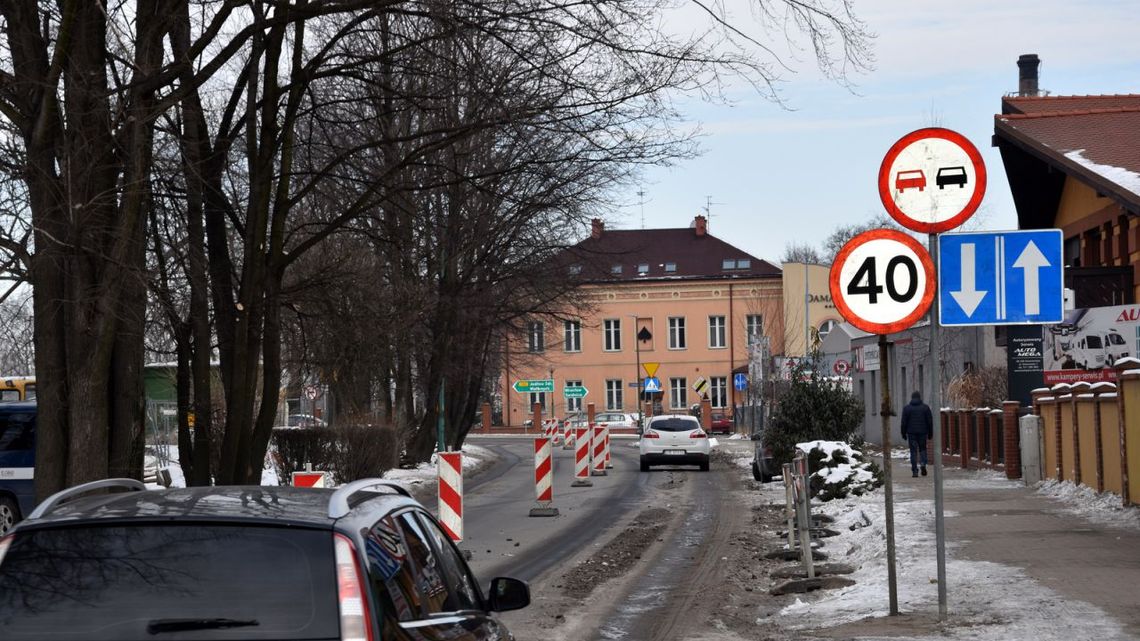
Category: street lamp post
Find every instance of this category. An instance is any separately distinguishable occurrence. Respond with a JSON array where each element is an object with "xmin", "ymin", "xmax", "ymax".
[{"xmin": 629, "ymin": 315, "xmax": 643, "ymax": 429}]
